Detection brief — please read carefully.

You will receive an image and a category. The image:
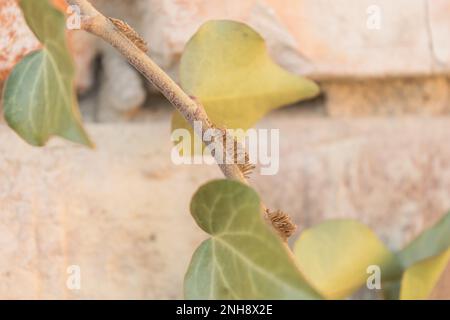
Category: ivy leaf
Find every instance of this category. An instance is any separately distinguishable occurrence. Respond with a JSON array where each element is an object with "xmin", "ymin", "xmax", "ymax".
[
  {"xmin": 172, "ymin": 20, "xmax": 319, "ymax": 154},
  {"xmin": 2, "ymin": 0, "xmax": 92, "ymax": 147},
  {"xmin": 293, "ymin": 219, "xmax": 401, "ymax": 299},
  {"xmin": 429, "ymin": 260, "xmax": 450, "ymax": 299},
  {"xmin": 383, "ymin": 212, "xmax": 450, "ymax": 299},
  {"xmin": 400, "ymin": 248, "xmax": 450, "ymax": 300},
  {"xmin": 398, "ymin": 212, "xmax": 450, "ymax": 268},
  {"xmin": 185, "ymin": 179, "xmax": 321, "ymax": 300}
]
